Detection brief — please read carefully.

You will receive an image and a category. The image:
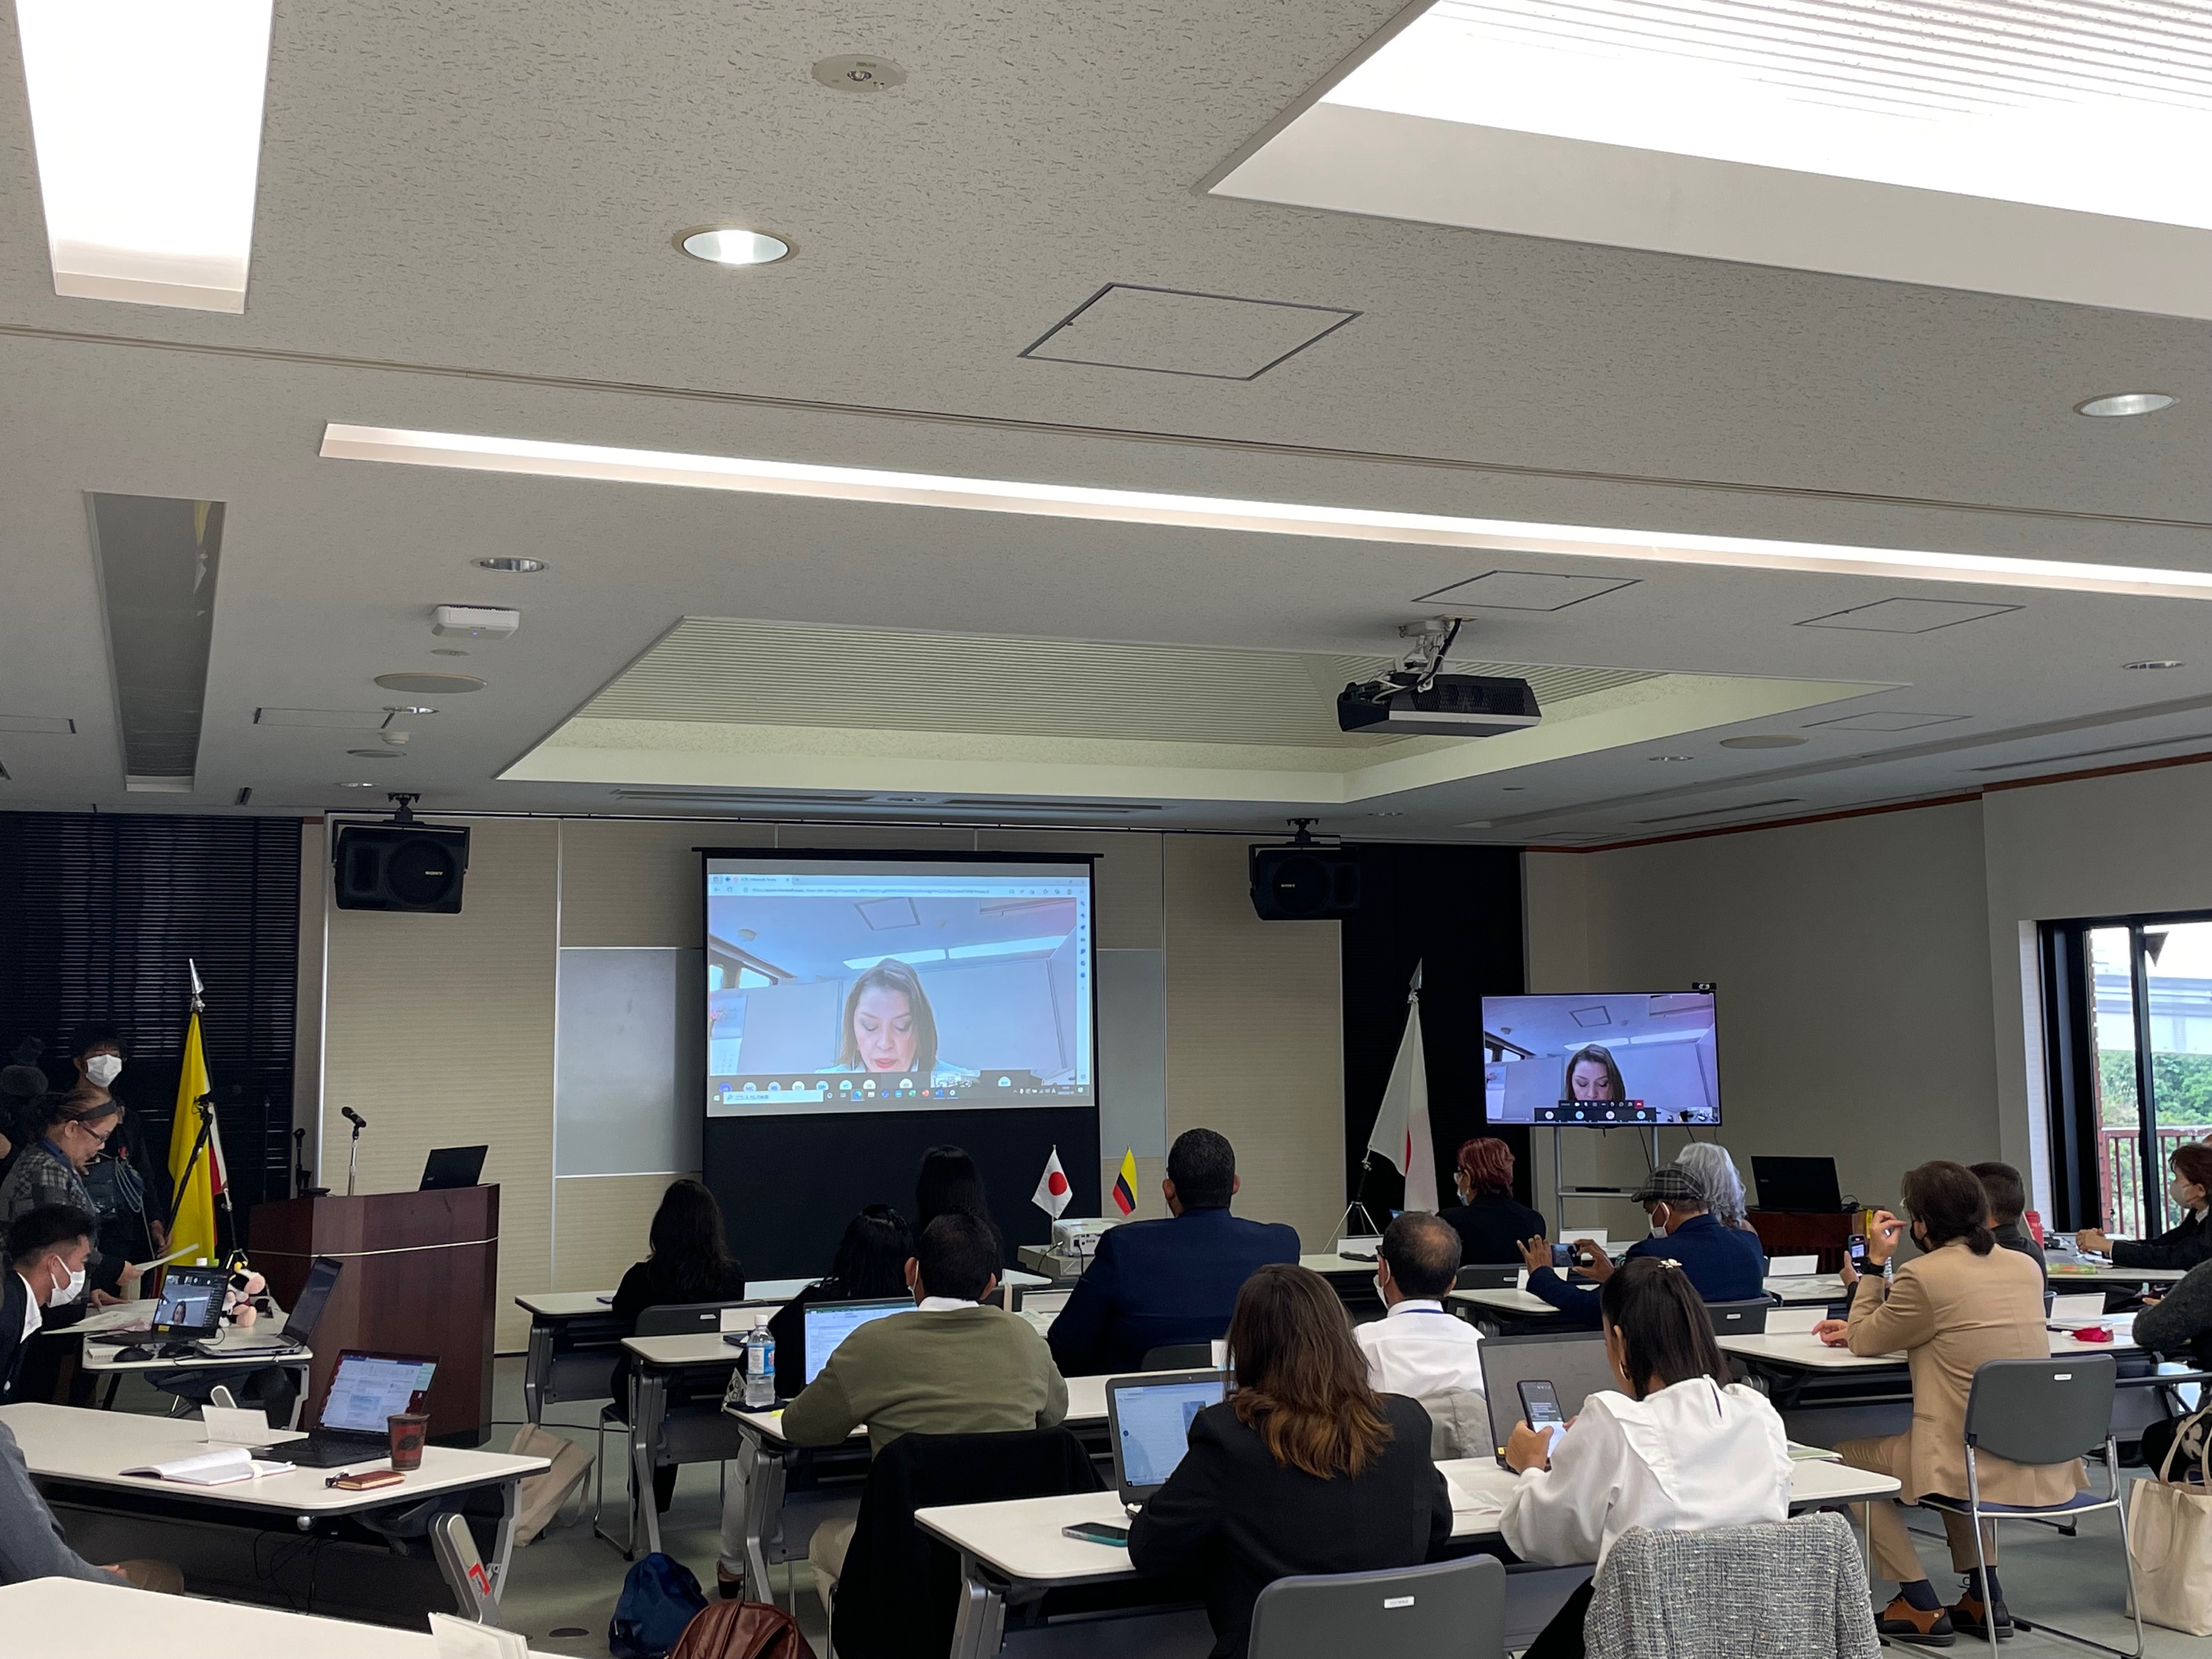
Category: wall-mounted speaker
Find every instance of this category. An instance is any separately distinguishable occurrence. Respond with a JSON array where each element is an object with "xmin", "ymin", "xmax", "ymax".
[
  {"xmin": 334, "ymin": 823, "xmax": 470, "ymax": 912},
  {"xmin": 1250, "ymin": 844, "xmax": 1361, "ymax": 920}
]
